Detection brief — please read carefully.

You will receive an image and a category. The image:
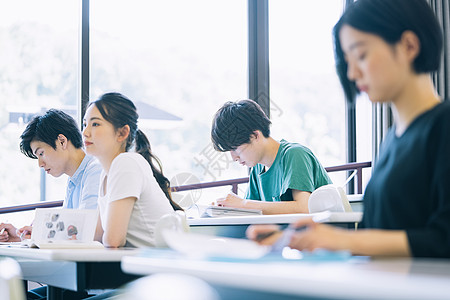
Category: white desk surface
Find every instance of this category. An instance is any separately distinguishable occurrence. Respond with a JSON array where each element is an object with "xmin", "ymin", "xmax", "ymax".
[
  {"xmin": 122, "ymin": 254, "xmax": 450, "ymax": 300},
  {"xmin": 188, "ymin": 212, "xmax": 362, "ymax": 226},
  {"xmin": 0, "ymin": 246, "xmax": 140, "ymax": 261},
  {"xmin": 347, "ymin": 194, "xmax": 363, "ymax": 201}
]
